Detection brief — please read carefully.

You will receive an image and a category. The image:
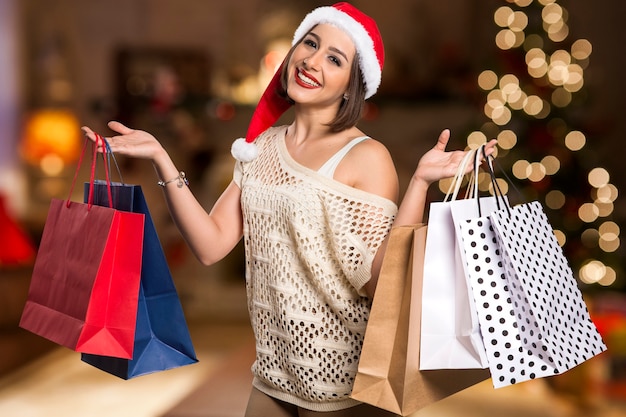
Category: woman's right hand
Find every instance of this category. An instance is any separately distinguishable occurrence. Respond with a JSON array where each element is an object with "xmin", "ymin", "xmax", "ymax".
[
  {"xmin": 413, "ymin": 129, "xmax": 497, "ymax": 186},
  {"xmin": 81, "ymin": 121, "xmax": 166, "ymax": 163}
]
